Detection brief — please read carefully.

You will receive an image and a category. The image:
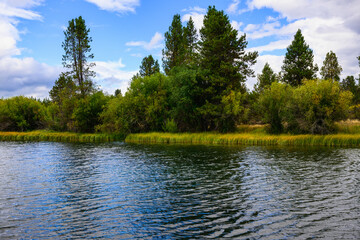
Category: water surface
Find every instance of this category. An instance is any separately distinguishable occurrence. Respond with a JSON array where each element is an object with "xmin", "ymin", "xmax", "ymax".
[{"xmin": 0, "ymin": 142, "xmax": 359, "ymax": 239}]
